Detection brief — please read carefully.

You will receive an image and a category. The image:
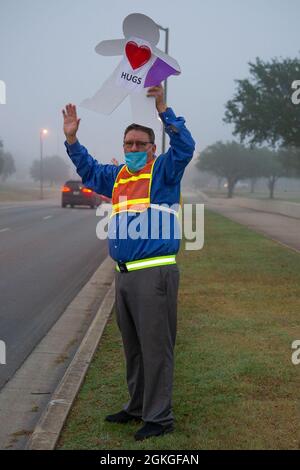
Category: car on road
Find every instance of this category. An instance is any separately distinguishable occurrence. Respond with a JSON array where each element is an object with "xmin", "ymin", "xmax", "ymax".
[{"xmin": 61, "ymin": 180, "xmax": 103, "ymax": 208}]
